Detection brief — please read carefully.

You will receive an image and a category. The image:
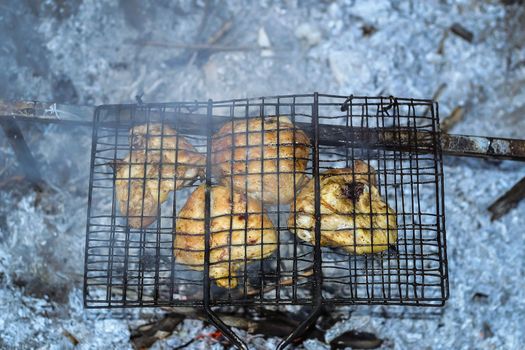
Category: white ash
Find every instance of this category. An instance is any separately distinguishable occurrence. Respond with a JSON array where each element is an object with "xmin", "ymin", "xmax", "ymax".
[
  {"xmin": 1, "ymin": 0, "xmax": 525, "ymax": 349},
  {"xmin": 294, "ymin": 23, "xmax": 323, "ymax": 48}
]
